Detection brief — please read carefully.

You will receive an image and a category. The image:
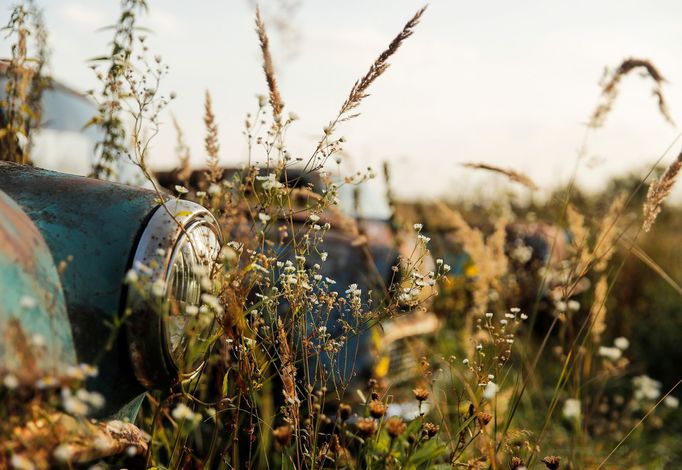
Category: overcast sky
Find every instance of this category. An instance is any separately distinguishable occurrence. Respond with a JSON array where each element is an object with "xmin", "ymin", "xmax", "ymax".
[{"xmin": 3, "ymin": 0, "xmax": 682, "ymax": 200}]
